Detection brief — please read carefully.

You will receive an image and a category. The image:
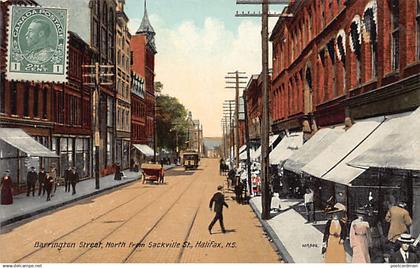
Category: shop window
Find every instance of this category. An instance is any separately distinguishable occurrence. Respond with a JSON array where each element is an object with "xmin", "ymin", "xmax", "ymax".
[
  {"xmin": 391, "ymin": 0, "xmax": 399, "ymax": 71},
  {"xmin": 106, "ymin": 130, "xmax": 113, "ymax": 165}
]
